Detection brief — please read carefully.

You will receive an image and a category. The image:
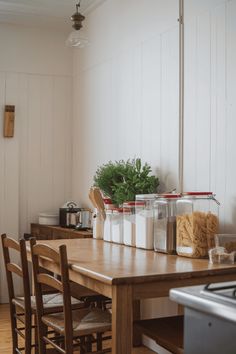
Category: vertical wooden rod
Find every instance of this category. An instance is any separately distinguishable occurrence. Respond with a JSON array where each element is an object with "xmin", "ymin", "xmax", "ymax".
[{"xmin": 178, "ymin": 0, "xmax": 184, "ymax": 193}]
